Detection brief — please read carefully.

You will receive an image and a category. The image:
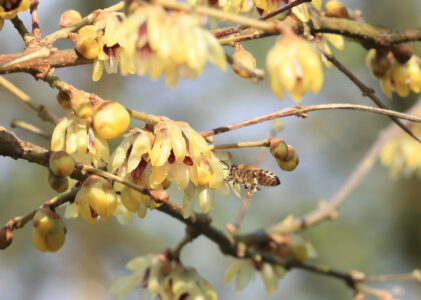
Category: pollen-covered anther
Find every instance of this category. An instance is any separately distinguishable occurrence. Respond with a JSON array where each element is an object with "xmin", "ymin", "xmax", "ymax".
[
  {"xmin": 32, "ymin": 207, "xmax": 67, "ymax": 252},
  {"xmin": 59, "ymin": 9, "xmax": 82, "ymax": 27},
  {"xmin": 49, "ymin": 151, "xmax": 75, "ymax": 177},
  {"xmin": 92, "ymin": 100, "xmax": 130, "ymax": 139}
]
